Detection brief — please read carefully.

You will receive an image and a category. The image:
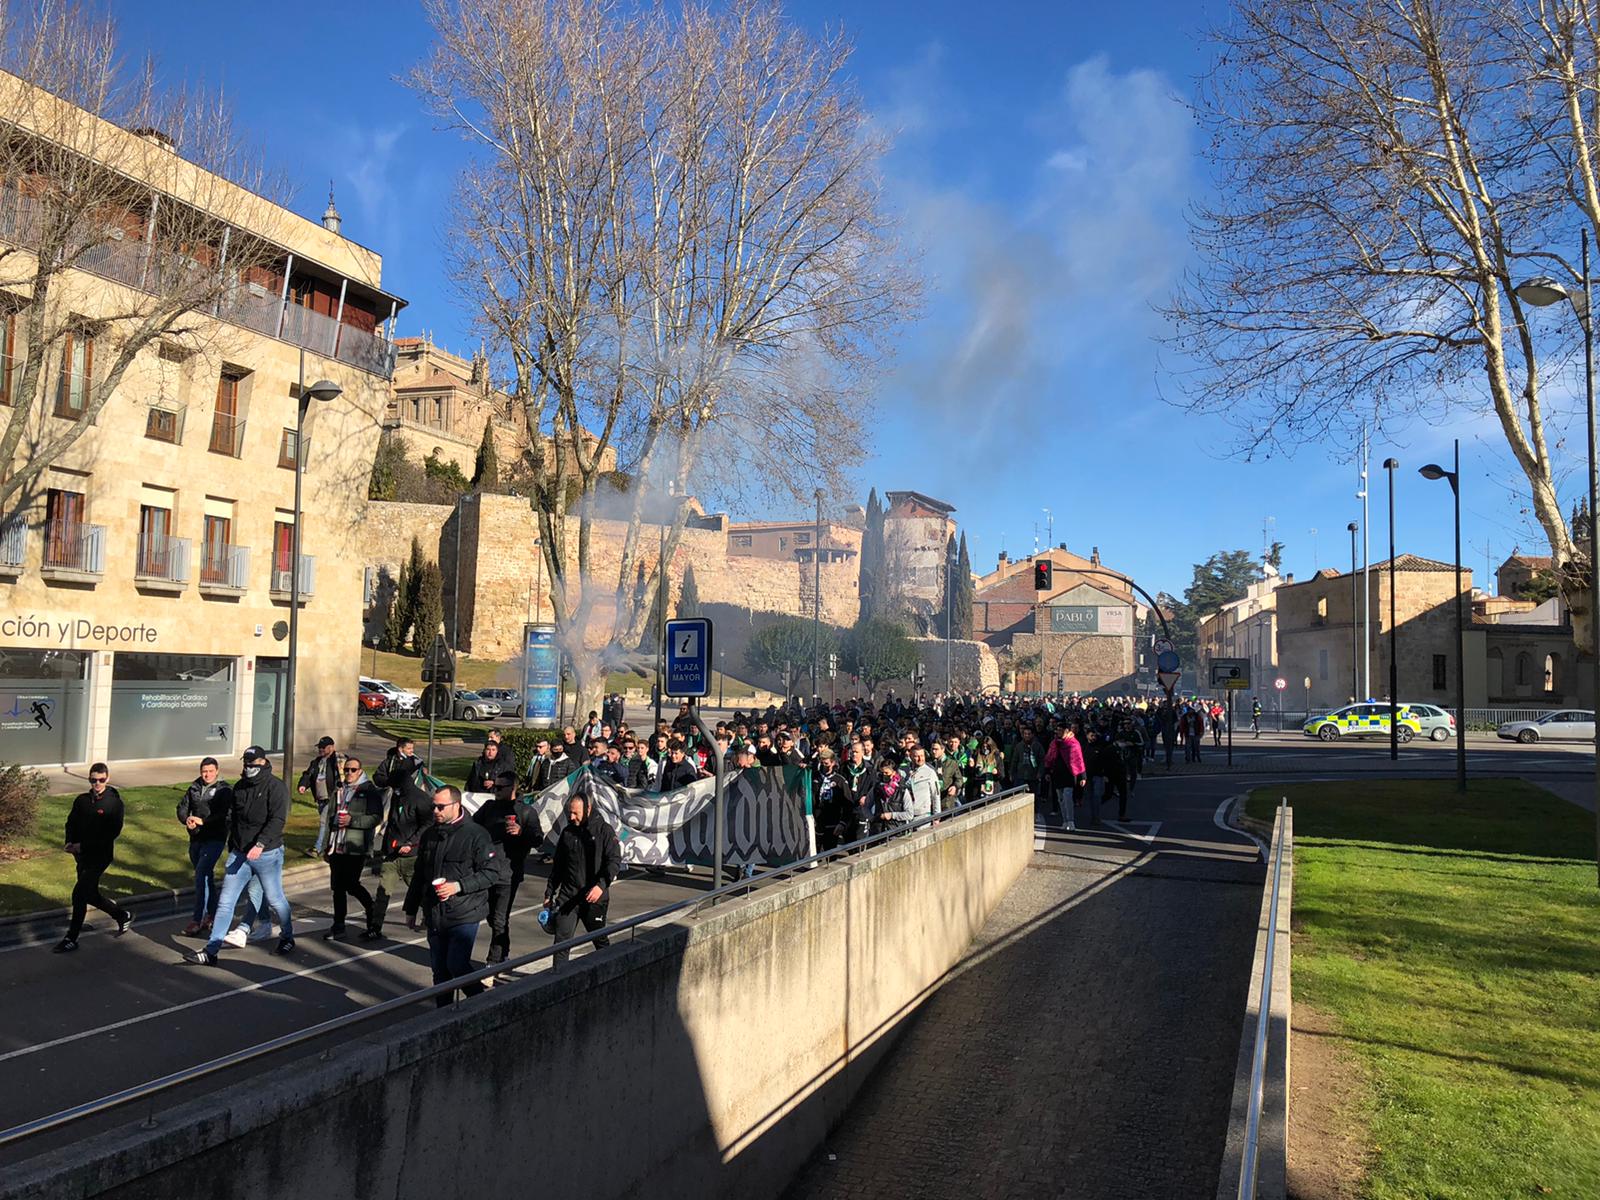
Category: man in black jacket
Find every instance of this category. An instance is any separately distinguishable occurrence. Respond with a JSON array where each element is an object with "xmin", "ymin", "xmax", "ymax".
[
  {"xmin": 176, "ymin": 757, "xmax": 233, "ymax": 936},
  {"xmin": 322, "ymin": 758, "xmax": 386, "ymax": 941},
  {"xmin": 370, "ymin": 737, "xmax": 431, "ymax": 937},
  {"xmin": 297, "ymin": 735, "xmax": 342, "ymax": 857},
  {"xmin": 54, "ymin": 763, "xmax": 131, "ymax": 953},
  {"xmin": 656, "ymin": 742, "xmax": 703, "ymax": 792},
  {"xmin": 524, "ymin": 738, "xmax": 555, "ymax": 793},
  {"xmin": 405, "ymin": 785, "xmax": 504, "ymax": 1006},
  {"xmin": 468, "ymin": 739, "xmax": 536, "ymax": 965},
  {"xmin": 543, "ymin": 792, "xmax": 621, "ymax": 970},
  {"xmin": 188, "ymin": 746, "xmax": 295, "ymax": 964}
]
